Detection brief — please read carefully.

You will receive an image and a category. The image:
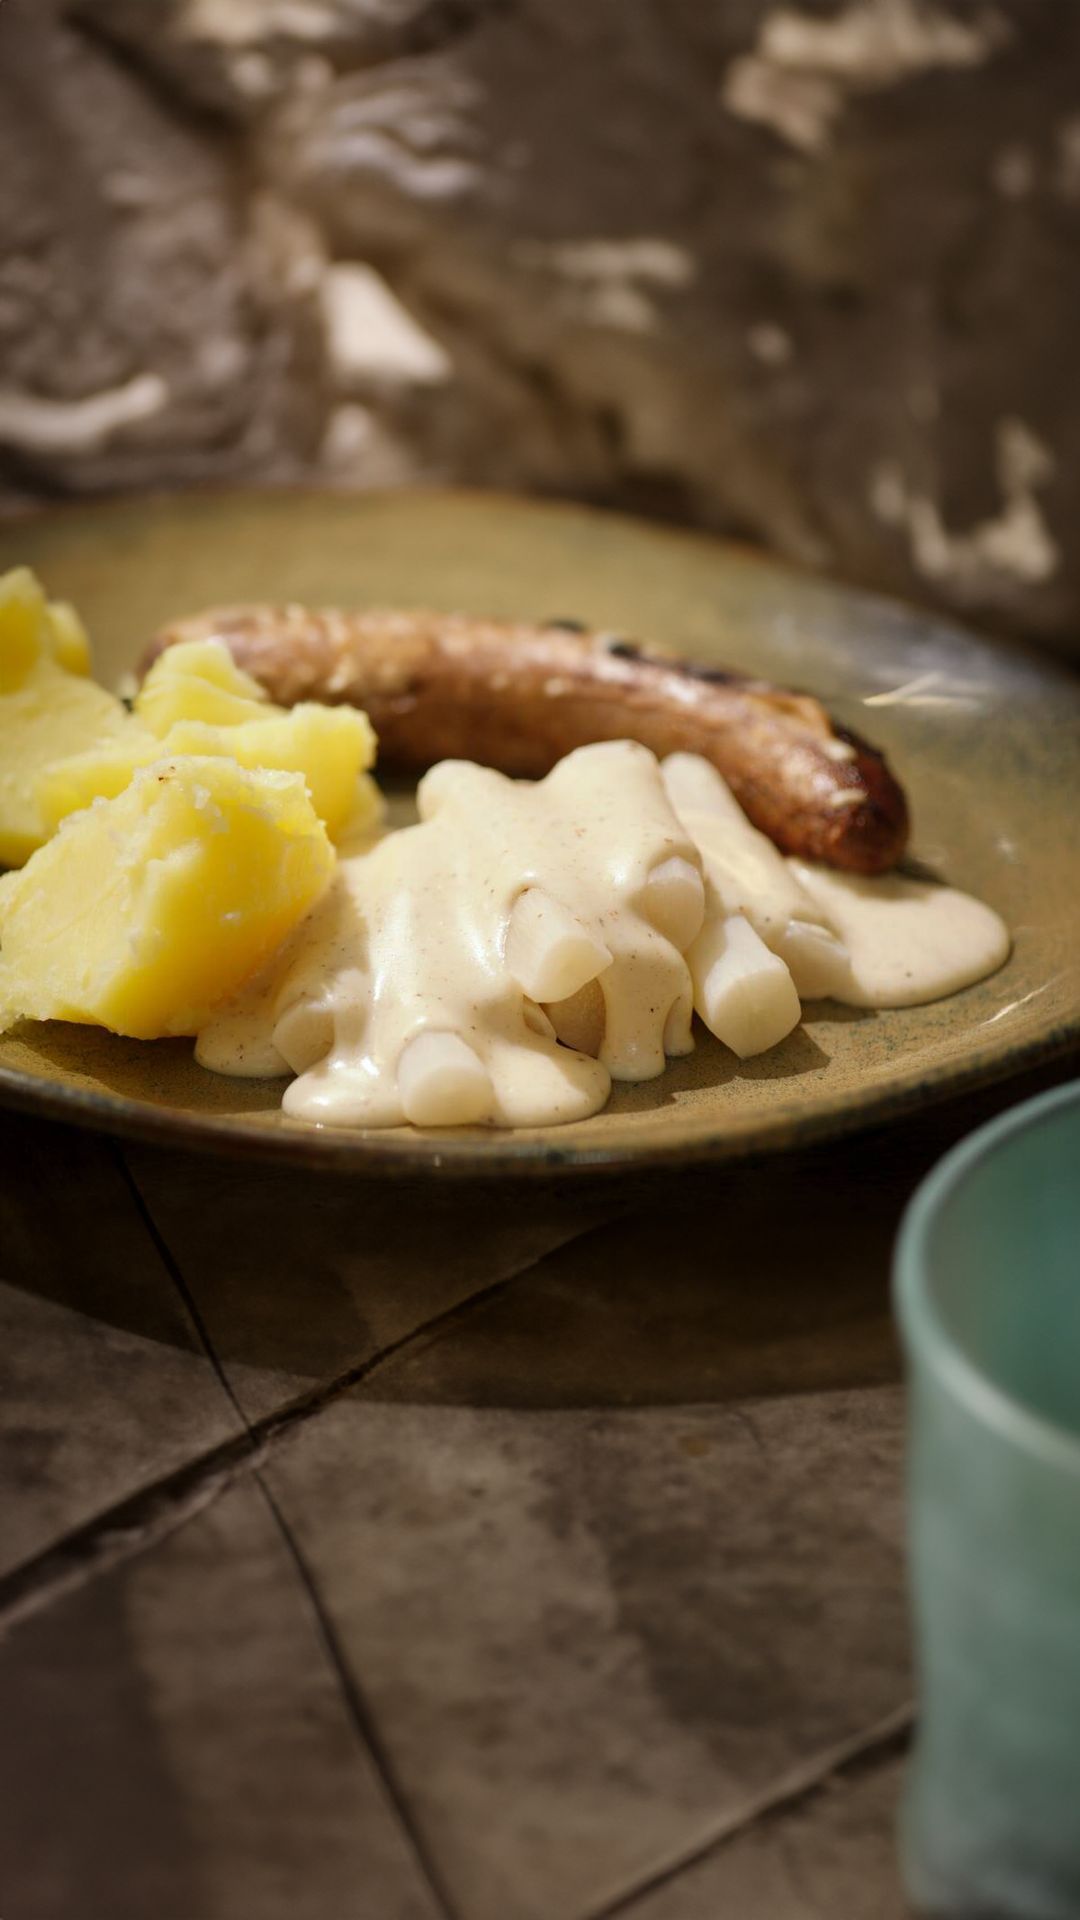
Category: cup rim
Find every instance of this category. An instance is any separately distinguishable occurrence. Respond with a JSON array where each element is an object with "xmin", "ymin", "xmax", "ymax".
[{"xmin": 894, "ymin": 1078, "xmax": 1080, "ymax": 1477}]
